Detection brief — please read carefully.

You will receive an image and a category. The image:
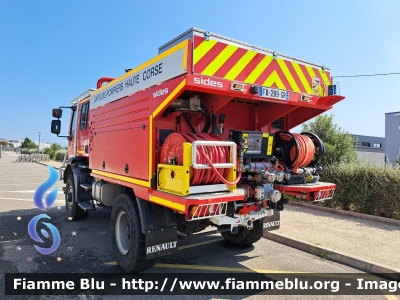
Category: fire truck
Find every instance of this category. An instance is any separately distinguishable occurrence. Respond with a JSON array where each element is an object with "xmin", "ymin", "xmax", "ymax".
[{"xmin": 50, "ymin": 28, "xmax": 344, "ymax": 272}]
